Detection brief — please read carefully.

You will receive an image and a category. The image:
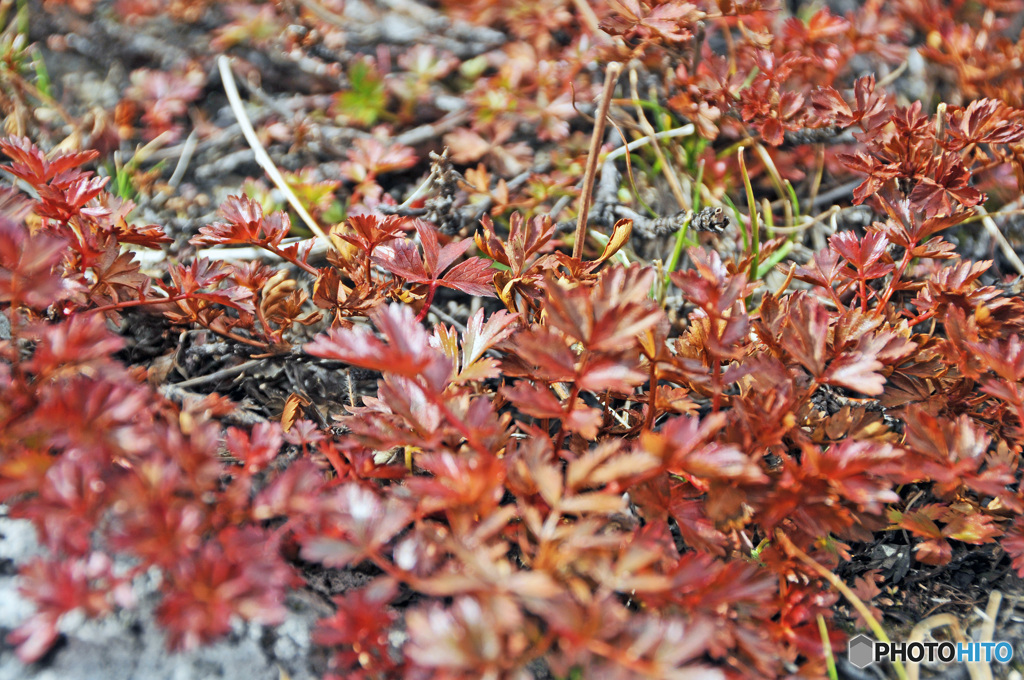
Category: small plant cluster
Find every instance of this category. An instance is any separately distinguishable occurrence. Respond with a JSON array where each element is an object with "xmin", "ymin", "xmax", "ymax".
[
  {"xmin": 4, "ymin": 121, "xmax": 1024, "ymax": 676},
  {"xmin": 4, "ymin": 0, "xmax": 1024, "ymax": 678}
]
